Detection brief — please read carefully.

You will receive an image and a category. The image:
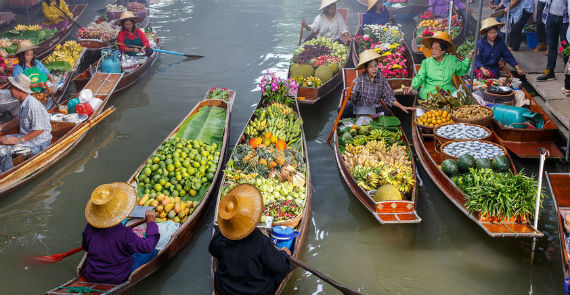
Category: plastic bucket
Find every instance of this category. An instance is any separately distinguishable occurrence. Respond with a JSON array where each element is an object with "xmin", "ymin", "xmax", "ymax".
[
  {"xmin": 526, "ymin": 31, "xmax": 538, "ymax": 49},
  {"xmin": 271, "ymin": 226, "xmax": 300, "ymax": 251}
]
